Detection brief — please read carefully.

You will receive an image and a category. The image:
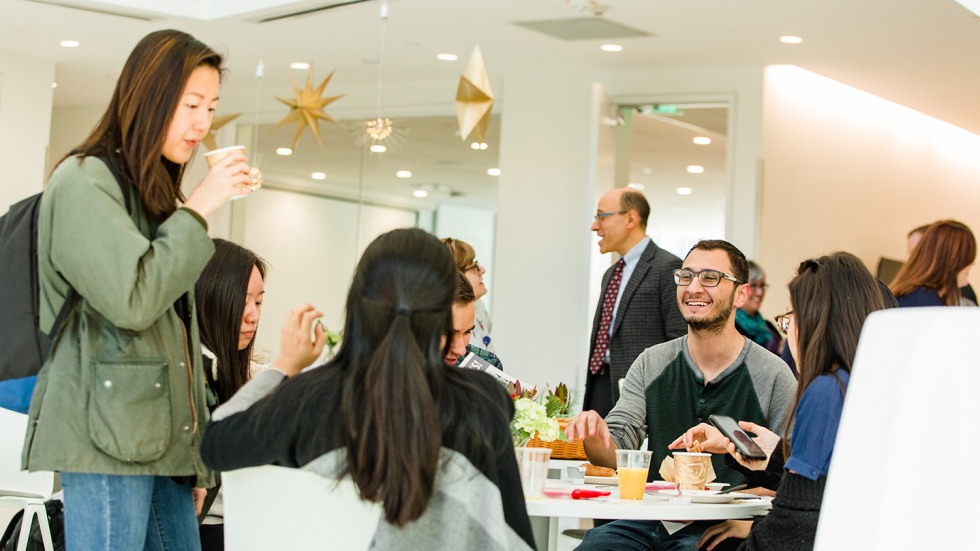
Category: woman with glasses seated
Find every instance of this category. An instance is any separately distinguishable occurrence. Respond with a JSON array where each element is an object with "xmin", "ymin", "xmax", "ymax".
[
  {"xmin": 200, "ymin": 229, "xmax": 534, "ymax": 550},
  {"xmin": 671, "ymin": 252, "xmax": 890, "ymax": 551},
  {"xmin": 442, "ymin": 237, "xmax": 499, "ymax": 362},
  {"xmin": 734, "ymin": 261, "xmax": 783, "ymax": 357},
  {"xmin": 891, "ymin": 220, "xmax": 976, "ymax": 307}
]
